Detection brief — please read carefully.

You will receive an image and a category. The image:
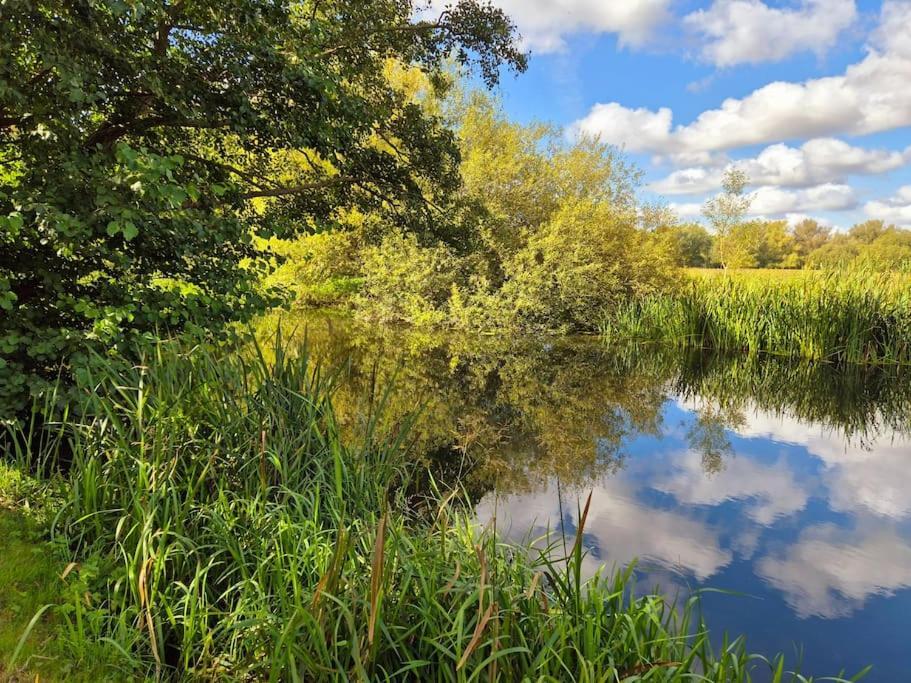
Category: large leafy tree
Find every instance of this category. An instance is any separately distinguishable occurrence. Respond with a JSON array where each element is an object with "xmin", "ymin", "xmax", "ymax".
[{"xmin": 0, "ymin": 0, "xmax": 525, "ymax": 416}]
